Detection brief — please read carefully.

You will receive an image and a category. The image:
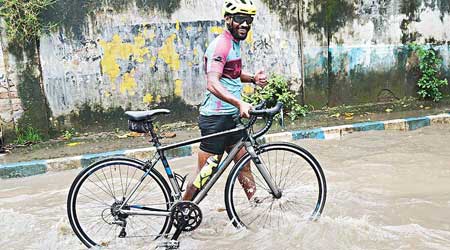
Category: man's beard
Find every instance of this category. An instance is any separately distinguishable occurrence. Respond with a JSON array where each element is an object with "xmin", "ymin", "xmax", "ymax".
[{"xmin": 227, "ymin": 23, "xmax": 250, "ymax": 40}]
